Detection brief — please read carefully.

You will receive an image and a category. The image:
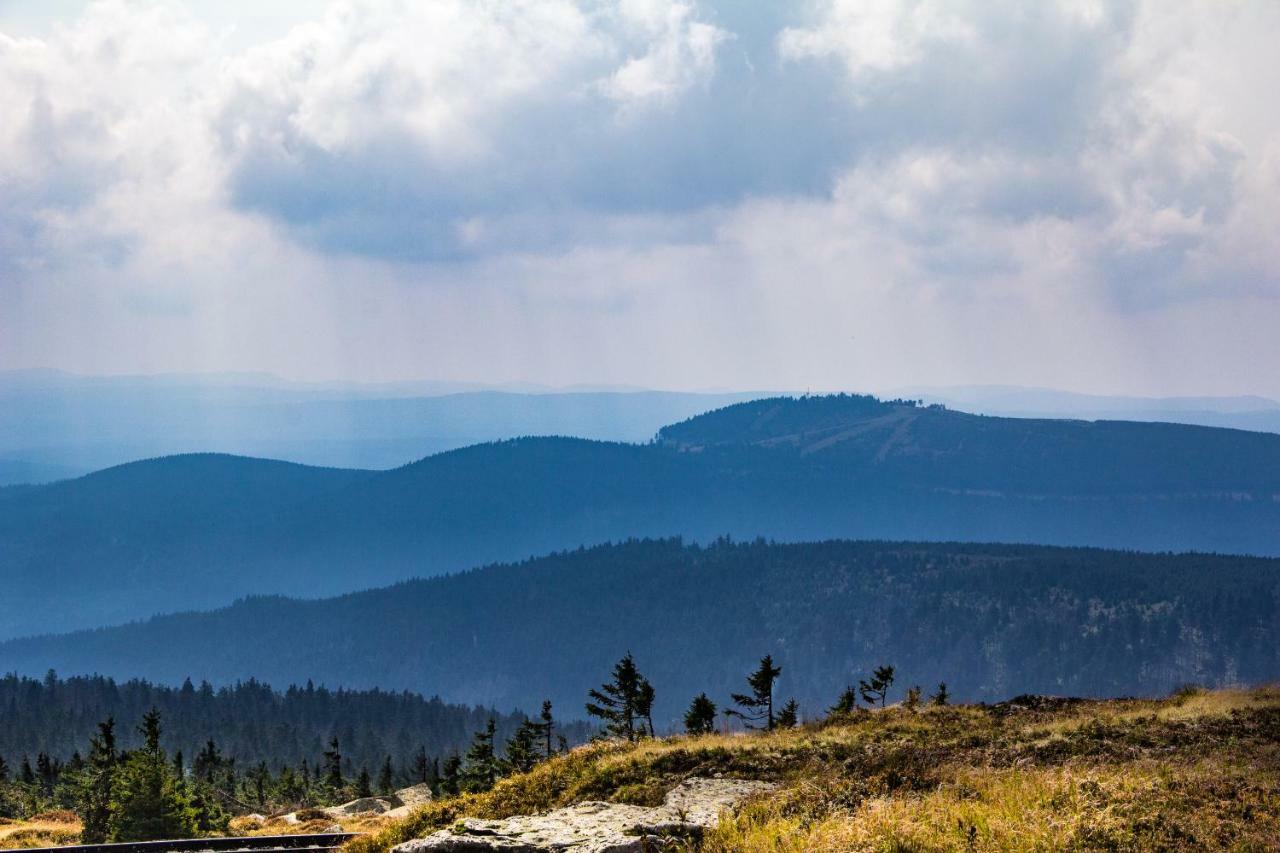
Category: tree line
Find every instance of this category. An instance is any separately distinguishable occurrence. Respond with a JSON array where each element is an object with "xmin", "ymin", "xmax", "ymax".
[
  {"xmin": 444, "ymin": 651, "xmax": 951, "ymax": 798},
  {"xmin": 0, "ymin": 672, "xmax": 590, "ymax": 824}
]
